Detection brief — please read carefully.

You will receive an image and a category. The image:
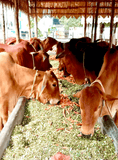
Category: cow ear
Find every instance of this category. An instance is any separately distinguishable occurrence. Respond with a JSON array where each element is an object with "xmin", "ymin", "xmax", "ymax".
[
  {"xmin": 73, "ymin": 91, "xmax": 82, "ymax": 98},
  {"xmin": 39, "ymin": 74, "xmax": 47, "ymax": 96},
  {"xmin": 99, "ymin": 90, "xmax": 118, "ymax": 101}
]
